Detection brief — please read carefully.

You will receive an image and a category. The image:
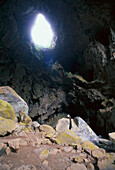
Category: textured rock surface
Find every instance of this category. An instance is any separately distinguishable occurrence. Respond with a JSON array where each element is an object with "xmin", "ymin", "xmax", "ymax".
[
  {"xmin": 51, "ymin": 129, "xmax": 83, "ymax": 145},
  {"xmin": 0, "ymin": 99, "xmax": 15, "ymax": 121},
  {"xmin": 0, "ymin": 86, "xmax": 28, "ymax": 116},
  {"xmin": 39, "ymin": 125, "xmax": 55, "ymax": 138},
  {"xmin": 18, "ymin": 111, "xmax": 32, "ymax": 125},
  {"xmin": 81, "ymin": 140, "xmax": 99, "ymax": 154},
  {"xmin": 56, "ymin": 117, "xmax": 99, "ymax": 143},
  {"xmin": 0, "ymin": 124, "xmax": 115, "ymax": 170},
  {"xmin": 0, "ymin": 117, "xmax": 16, "ymax": 136},
  {"xmin": 56, "ymin": 118, "xmax": 79, "ymax": 132},
  {"xmin": 74, "ymin": 117, "xmax": 99, "ymax": 143},
  {"xmin": 109, "ymin": 132, "xmax": 115, "ymax": 144}
]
